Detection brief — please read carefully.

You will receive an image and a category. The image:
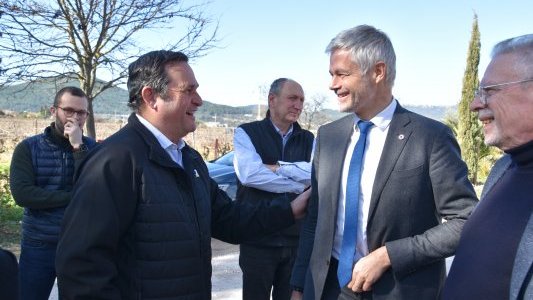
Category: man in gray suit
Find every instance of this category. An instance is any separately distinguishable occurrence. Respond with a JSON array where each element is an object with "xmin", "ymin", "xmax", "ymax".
[
  {"xmin": 443, "ymin": 34, "xmax": 533, "ymax": 300},
  {"xmin": 290, "ymin": 25, "xmax": 478, "ymax": 300}
]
